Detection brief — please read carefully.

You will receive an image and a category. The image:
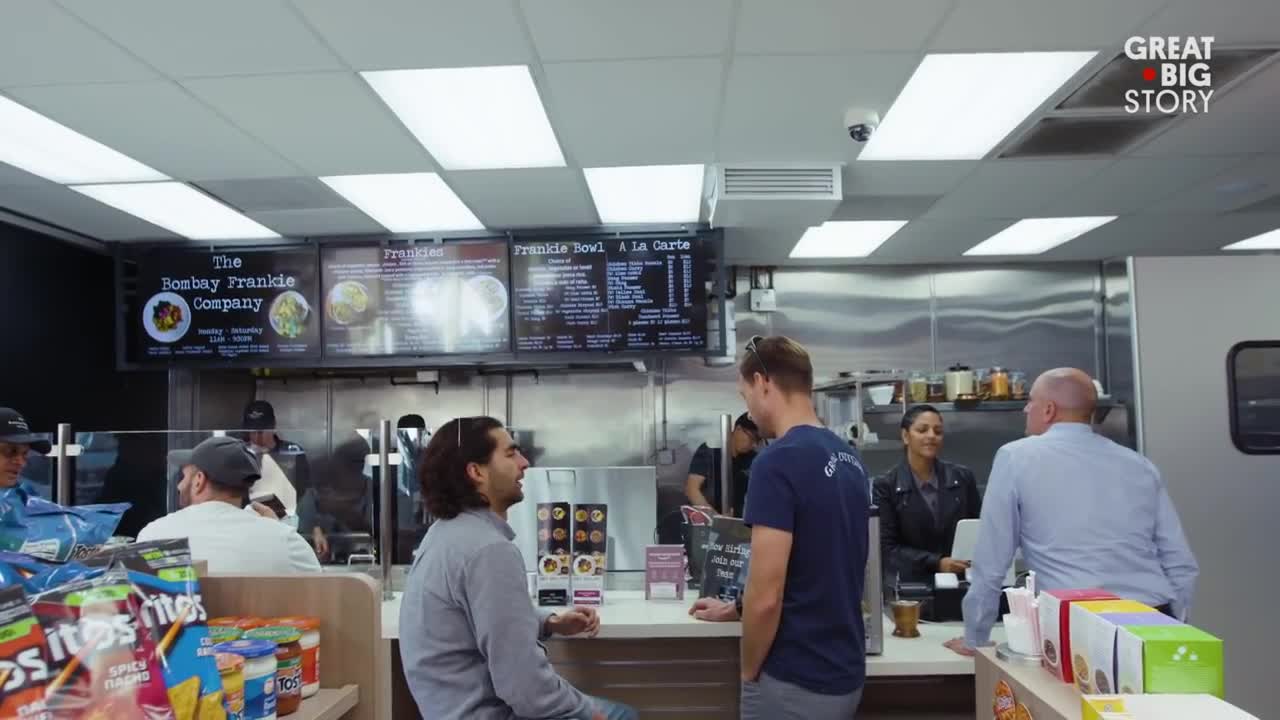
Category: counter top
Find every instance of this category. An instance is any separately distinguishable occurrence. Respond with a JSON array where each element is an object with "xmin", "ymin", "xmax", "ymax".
[{"xmin": 384, "ymin": 591, "xmax": 1003, "ymax": 677}]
